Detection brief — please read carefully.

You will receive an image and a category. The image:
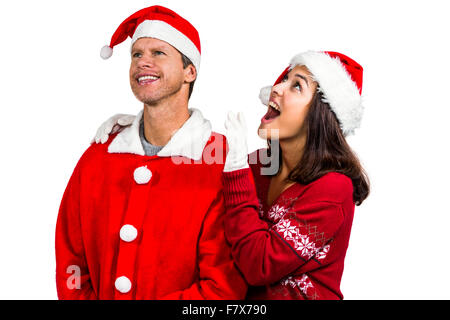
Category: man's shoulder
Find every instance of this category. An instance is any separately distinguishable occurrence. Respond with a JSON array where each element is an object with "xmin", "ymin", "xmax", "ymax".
[
  {"xmin": 207, "ymin": 131, "xmax": 226, "ymax": 145},
  {"xmin": 77, "ymin": 133, "xmax": 120, "ymax": 168},
  {"xmin": 201, "ymin": 131, "xmax": 227, "ymax": 165}
]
